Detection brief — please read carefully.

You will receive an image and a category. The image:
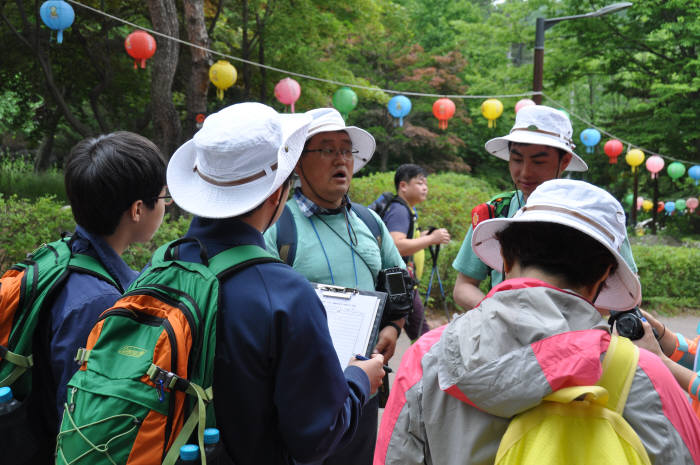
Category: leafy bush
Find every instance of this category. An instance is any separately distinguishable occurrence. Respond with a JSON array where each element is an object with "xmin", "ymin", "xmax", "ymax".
[
  {"xmin": 632, "ymin": 244, "xmax": 700, "ymax": 314},
  {"xmin": 0, "ymin": 195, "xmax": 190, "ymax": 273},
  {"xmin": 0, "ymin": 156, "xmax": 67, "ymax": 202}
]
